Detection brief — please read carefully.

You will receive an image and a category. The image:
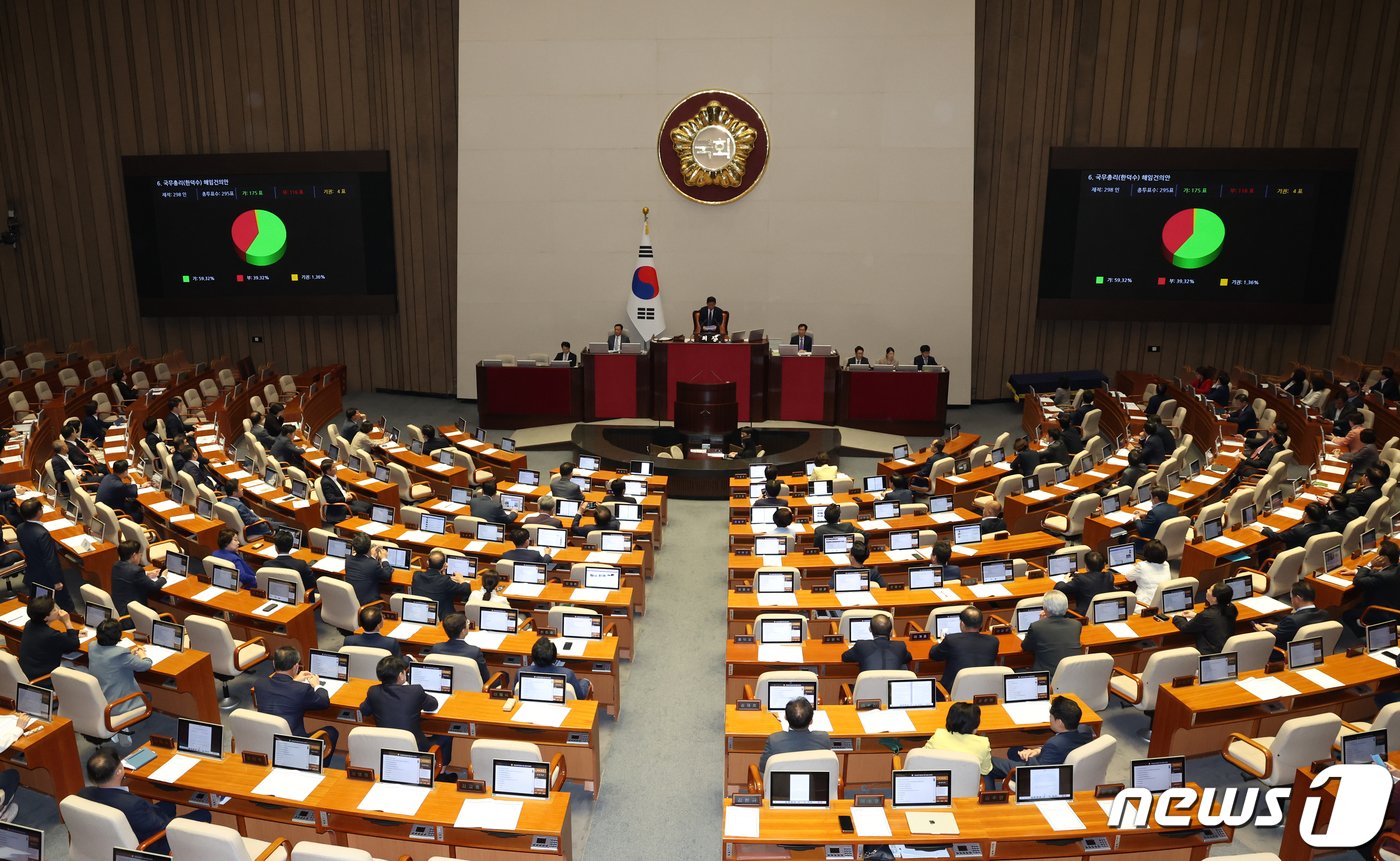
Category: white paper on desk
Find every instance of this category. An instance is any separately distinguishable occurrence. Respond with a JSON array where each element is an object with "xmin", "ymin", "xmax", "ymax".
[
  {"xmin": 550, "ymin": 637, "xmax": 588, "ymax": 657},
  {"xmin": 757, "ymin": 644, "xmax": 805, "ymax": 663},
  {"xmin": 1194, "ymin": 475, "xmax": 1222, "ymax": 487},
  {"xmin": 512, "ymin": 702, "xmax": 570, "ymax": 727},
  {"xmin": 885, "ymin": 549, "xmax": 921, "ymax": 563},
  {"xmin": 756, "ymin": 592, "xmax": 798, "ymax": 608},
  {"xmin": 1238, "ymin": 595, "xmax": 1290, "ymax": 615},
  {"xmin": 320, "ymin": 678, "xmax": 346, "ymax": 698},
  {"xmin": 388, "ymin": 623, "xmax": 422, "ymax": 640},
  {"xmin": 455, "ymin": 797, "xmax": 522, "ymax": 830},
  {"xmin": 1085, "ymin": 470, "xmax": 1110, "ymax": 479},
  {"xmin": 1103, "ymin": 511, "xmax": 1135, "ymax": 525},
  {"xmin": 312, "ymin": 557, "xmax": 345, "ymax": 573},
  {"xmin": 504, "ymin": 583, "xmax": 545, "ymax": 598},
  {"xmin": 253, "ymin": 767, "xmax": 324, "ymax": 801},
  {"xmin": 805, "ymin": 496, "xmax": 834, "ymax": 507},
  {"xmin": 779, "ymin": 710, "xmax": 834, "ymax": 733},
  {"xmin": 1036, "ymin": 800, "xmax": 1085, "ymax": 832},
  {"xmin": 424, "ymin": 690, "xmax": 450, "ymax": 710},
  {"xmin": 1106, "ymin": 457, "xmax": 1129, "ymax": 467},
  {"xmin": 826, "ymin": 553, "xmax": 851, "ymax": 566},
  {"xmin": 859, "ymin": 709, "xmax": 916, "ymax": 734},
  {"xmin": 60, "ymin": 535, "xmax": 96, "ymax": 553},
  {"xmin": 1236, "ymin": 675, "xmax": 1301, "ymax": 700},
  {"xmin": 1298, "ymin": 668, "xmax": 1343, "ymax": 690},
  {"xmin": 906, "ymin": 811, "xmax": 960, "ymax": 836},
  {"xmin": 358, "ymin": 781, "xmax": 430, "ymax": 816},
  {"xmin": 162, "ymin": 572, "xmax": 185, "ymax": 588},
  {"xmin": 42, "ymin": 517, "xmax": 76, "ymax": 531},
  {"xmin": 150, "ymin": 500, "xmax": 181, "ymax": 513},
  {"xmin": 932, "ymin": 588, "xmax": 960, "ymax": 602},
  {"xmin": 465, "ymin": 631, "xmax": 507, "ymax": 650},
  {"xmin": 1169, "ymin": 490, "xmax": 1192, "ymax": 500},
  {"xmin": 931, "ymin": 511, "xmax": 962, "ymax": 524},
  {"xmin": 1318, "ymin": 573, "xmax": 1353, "ymax": 589},
  {"xmin": 894, "ymin": 458, "xmax": 915, "ymax": 466},
  {"xmin": 1213, "ymin": 536, "xmax": 1245, "ymax": 550},
  {"xmin": 967, "ymin": 583, "xmax": 1010, "ymax": 598},
  {"xmin": 249, "ymin": 600, "xmax": 282, "ymax": 618},
  {"xmin": 431, "ymin": 500, "xmax": 465, "ymax": 512},
  {"xmin": 78, "ymin": 627, "xmax": 97, "ymax": 643},
  {"xmin": 143, "ymin": 644, "xmax": 179, "ymax": 665},
  {"xmin": 397, "ymin": 529, "xmax": 431, "ymax": 544},
  {"xmin": 724, "ymin": 805, "xmax": 761, "ymax": 838},
  {"xmin": 864, "ymin": 519, "xmax": 890, "ymax": 531},
  {"xmin": 1003, "ymin": 700, "xmax": 1053, "ymax": 725},
  {"xmin": 852, "ymin": 806, "xmax": 893, "ymax": 837},
  {"xmin": 570, "ymin": 587, "xmax": 610, "ymax": 603},
  {"xmin": 1320, "ymin": 465, "xmax": 1347, "ymax": 476},
  {"xmin": 836, "ymin": 591, "xmax": 877, "ymax": 607},
  {"xmin": 992, "ymin": 462, "xmax": 1012, "ymax": 471},
  {"xmin": 1298, "ymin": 493, "xmax": 1327, "ymax": 504},
  {"xmin": 481, "ymin": 447, "xmax": 500, "ymax": 456},
  {"xmin": 255, "ymin": 543, "xmax": 279, "ymax": 558},
  {"xmin": 170, "ymin": 514, "xmax": 197, "ymax": 523},
  {"xmin": 148, "ymin": 754, "xmax": 200, "ymax": 784},
  {"xmin": 588, "ymin": 551, "xmax": 623, "ymax": 564},
  {"xmin": 427, "ymin": 462, "xmax": 452, "ymax": 472},
  {"xmin": 192, "ymin": 586, "xmax": 224, "ymax": 603},
  {"xmin": 464, "ymin": 540, "xmax": 487, "ymax": 552},
  {"xmin": 1314, "ymin": 480, "xmax": 1341, "ymax": 492},
  {"xmin": 1054, "ymin": 482, "xmax": 1078, "ymax": 492},
  {"xmin": 226, "ymin": 469, "xmax": 251, "ymax": 480},
  {"xmin": 1023, "ymin": 490, "xmax": 1055, "ymax": 502},
  {"xmin": 243, "ymin": 481, "xmax": 274, "ymax": 494},
  {"xmin": 358, "ymin": 522, "xmax": 391, "ymax": 536},
  {"xmin": 1105, "ymin": 622, "xmax": 1138, "ymax": 639},
  {"xmin": 945, "ymin": 475, "xmax": 966, "ymax": 484},
  {"xmin": 1274, "ymin": 507, "xmax": 1305, "ymax": 520}
]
